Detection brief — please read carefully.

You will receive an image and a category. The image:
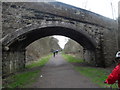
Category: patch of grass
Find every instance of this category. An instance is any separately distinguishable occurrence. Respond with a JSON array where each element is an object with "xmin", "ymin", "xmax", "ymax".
[
  {"xmin": 62, "ymin": 53, "xmax": 118, "ymax": 88},
  {"xmin": 62, "ymin": 53, "xmax": 84, "ymax": 63},
  {"xmin": 3, "ymin": 54, "xmax": 51, "ymax": 88},
  {"xmin": 74, "ymin": 67, "xmax": 109, "ymax": 88},
  {"xmin": 26, "ymin": 54, "xmax": 51, "ymax": 69},
  {"xmin": 4, "ymin": 70, "xmax": 40, "ymax": 88}
]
